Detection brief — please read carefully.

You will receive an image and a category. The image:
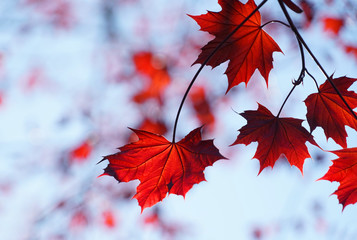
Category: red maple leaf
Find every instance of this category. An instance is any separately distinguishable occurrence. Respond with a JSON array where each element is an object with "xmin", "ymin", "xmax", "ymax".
[
  {"xmin": 100, "ymin": 127, "xmax": 226, "ymax": 211},
  {"xmin": 320, "ymin": 148, "xmax": 357, "ymax": 210},
  {"xmin": 190, "ymin": 0, "xmax": 282, "ymax": 93},
  {"xmin": 232, "ymin": 104, "xmax": 317, "ymax": 174},
  {"xmin": 304, "ymin": 76, "xmax": 357, "ymax": 148}
]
